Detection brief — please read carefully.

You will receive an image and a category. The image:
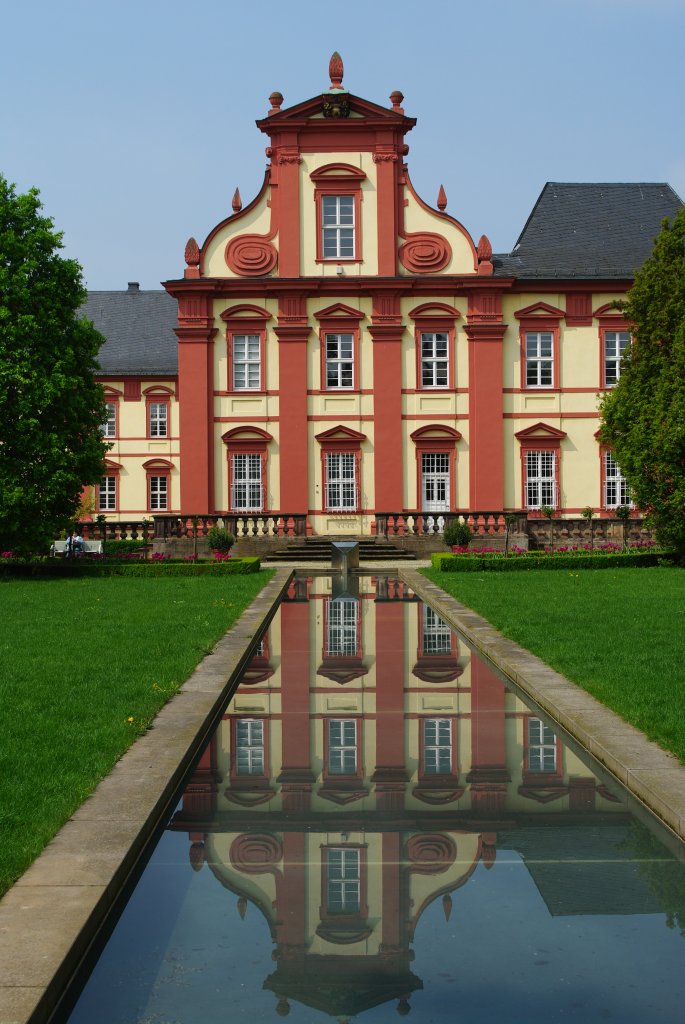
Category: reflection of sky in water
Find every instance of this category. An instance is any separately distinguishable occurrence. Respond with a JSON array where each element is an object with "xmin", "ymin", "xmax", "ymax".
[{"xmin": 64, "ymin": 582, "xmax": 685, "ymax": 1024}]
